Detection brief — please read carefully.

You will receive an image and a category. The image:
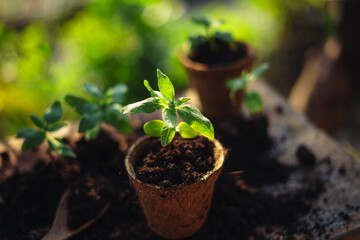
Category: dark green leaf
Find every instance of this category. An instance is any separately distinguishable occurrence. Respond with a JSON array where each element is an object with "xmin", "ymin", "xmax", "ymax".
[
  {"xmin": 20, "ymin": 130, "xmax": 45, "ymax": 152},
  {"xmin": 43, "ymin": 101, "xmax": 62, "ymax": 124},
  {"xmin": 29, "ymin": 114, "xmax": 45, "ymax": 129},
  {"xmin": 250, "ymin": 63, "xmax": 269, "ymax": 80},
  {"xmin": 177, "ymin": 122, "xmax": 198, "ymax": 139},
  {"xmin": 189, "ymin": 35, "xmax": 206, "ymax": 51},
  {"xmin": 106, "ymin": 84, "xmax": 128, "ymax": 104},
  {"xmin": 175, "ymin": 97, "xmax": 191, "ymax": 106},
  {"xmin": 244, "ymin": 92, "xmax": 264, "ymax": 114},
  {"xmin": 48, "ymin": 138, "xmax": 76, "ymax": 158},
  {"xmin": 104, "ymin": 104, "xmax": 131, "ymax": 134},
  {"xmin": 192, "ymin": 16, "xmax": 212, "ymax": 28},
  {"xmin": 17, "ymin": 128, "xmax": 38, "ymax": 139},
  {"xmin": 160, "ymin": 125, "xmax": 176, "ymax": 146},
  {"xmin": 85, "ymin": 126, "xmax": 100, "ymax": 140},
  {"xmin": 78, "ymin": 111, "xmax": 104, "ymax": 132},
  {"xmin": 162, "ymin": 108, "xmax": 177, "ymax": 128},
  {"xmin": 65, "ymin": 95, "xmax": 98, "ymax": 114},
  {"xmin": 157, "ymin": 69, "xmax": 175, "ymax": 102},
  {"xmin": 177, "ymin": 105, "xmax": 214, "ymax": 139},
  {"xmin": 48, "ymin": 122, "xmax": 67, "ymax": 132},
  {"xmin": 214, "ymin": 31, "xmax": 233, "ymax": 43},
  {"xmin": 84, "ymin": 83, "xmax": 104, "ymax": 100},
  {"xmin": 121, "ymin": 97, "xmax": 162, "ymax": 115},
  {"xmin": 143, "ymin": 120, "xmax": 165, "ymax": 137},
  {"xmin": 226, "ymin": 74, "xmax": 247, "ymax": 91}
]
